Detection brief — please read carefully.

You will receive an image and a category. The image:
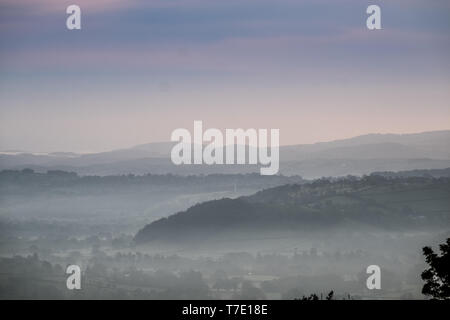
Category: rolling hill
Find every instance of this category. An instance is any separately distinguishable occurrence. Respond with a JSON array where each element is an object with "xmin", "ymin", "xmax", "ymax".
[{"xmin": 134, "ymin": 175, "xmax": 450, "ymax": 244}]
